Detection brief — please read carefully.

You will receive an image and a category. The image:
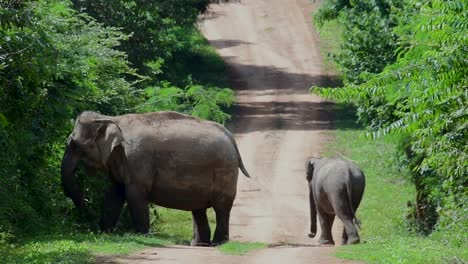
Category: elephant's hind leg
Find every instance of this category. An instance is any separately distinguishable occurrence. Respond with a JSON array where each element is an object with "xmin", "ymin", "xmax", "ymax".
[
  {"xmin": 317, "ymin": 208, "xmax": 335, "ymax": 245},
  {"xmin": 212, "ymin": 206, "xmax": 231, "ymax": 245},
  {"xmin": 191, "ymin": 208, "xmax": 211, "ymax": 246},
  {"xmin": 335, "ymin": 207, "xmax": 360, "ymax": 244}
]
